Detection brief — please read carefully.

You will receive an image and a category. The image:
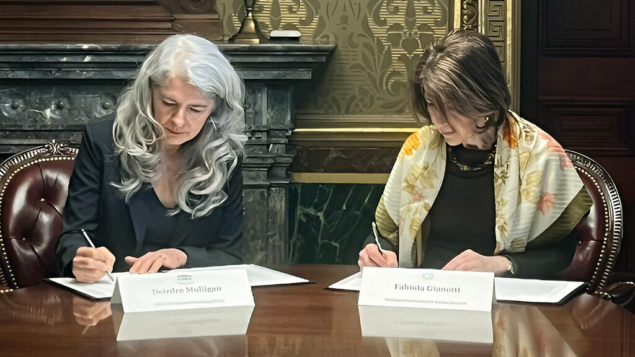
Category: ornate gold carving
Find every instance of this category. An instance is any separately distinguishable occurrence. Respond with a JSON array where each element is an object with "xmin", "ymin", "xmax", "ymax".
[
  {"xmin": 461, "ymin": 0, "xmax": 478, "ymax": 31},
  {"xmin": 217, "ymin": 0, "xmax": 520, "ymax": 125},
  {"xmin": 218, "ymin": 0, "xmax": 448, "ymax": 121}
]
